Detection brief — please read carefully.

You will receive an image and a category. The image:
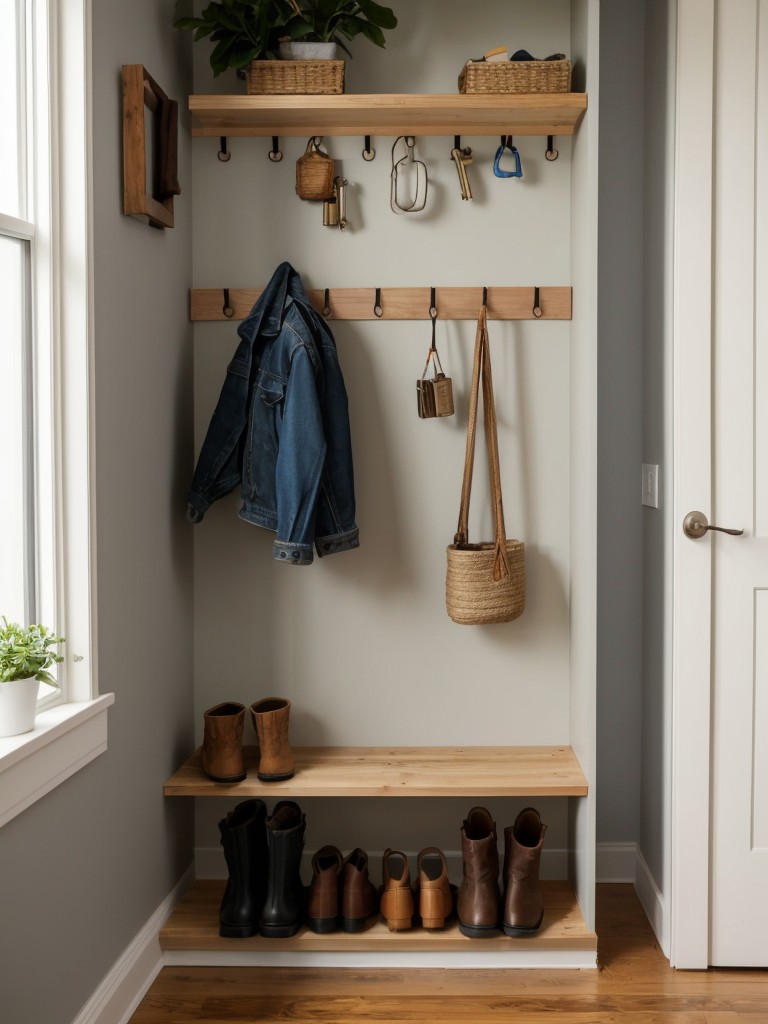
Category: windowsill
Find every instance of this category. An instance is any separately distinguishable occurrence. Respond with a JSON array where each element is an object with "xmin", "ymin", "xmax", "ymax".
[{"xmin": 0, "ymin": 693, "xmax": 114, "ymax": 828}]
